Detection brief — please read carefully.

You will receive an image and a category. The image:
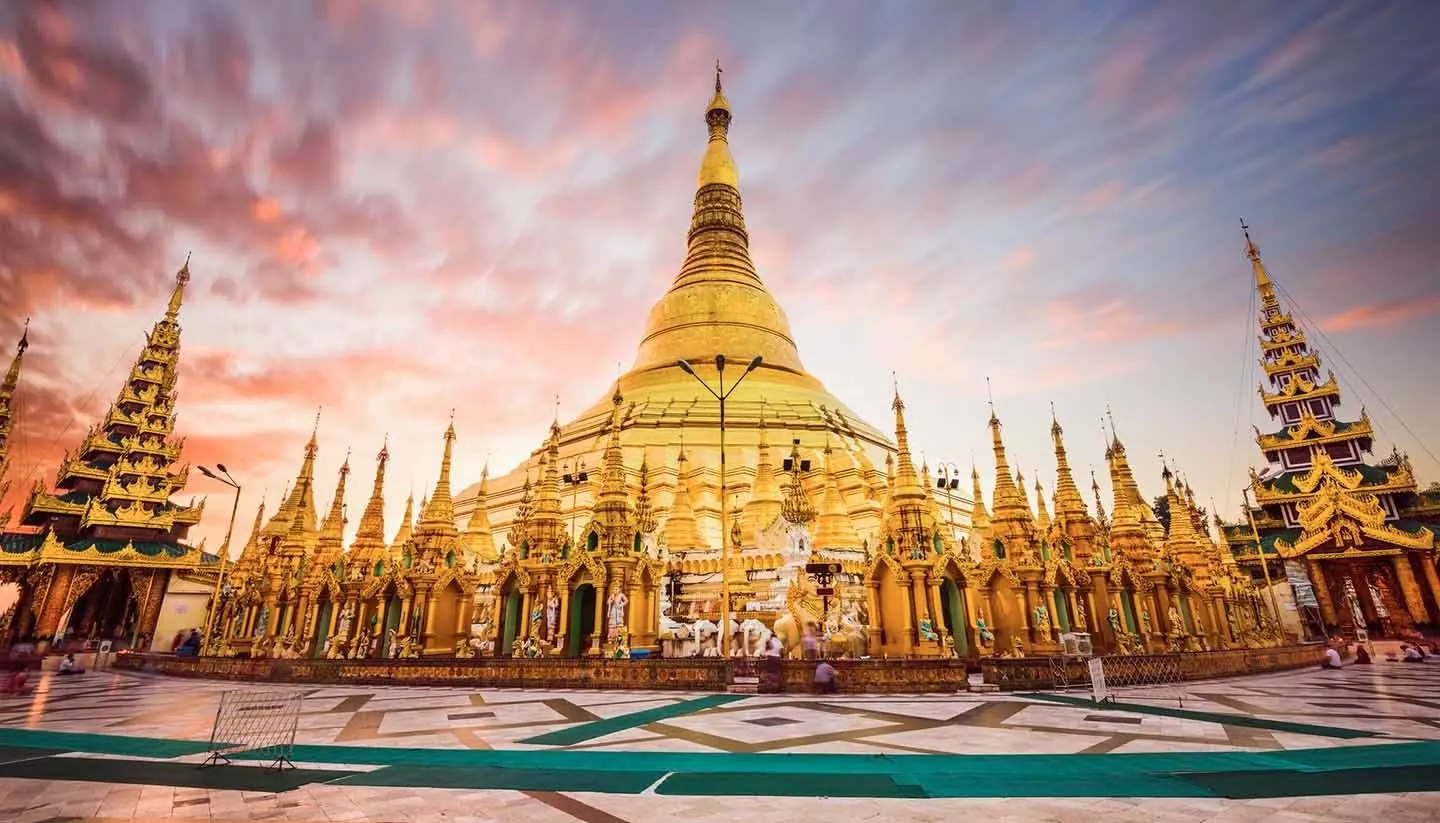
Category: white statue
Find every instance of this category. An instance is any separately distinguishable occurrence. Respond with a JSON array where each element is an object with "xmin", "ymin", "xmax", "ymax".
[
  {"xmin": 606, "ymin": 590, "xmax": 629, "ymax": 633},
  {"xmin": 545, "ymin": 593, "xmax": 560, "ymax": 639}
]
